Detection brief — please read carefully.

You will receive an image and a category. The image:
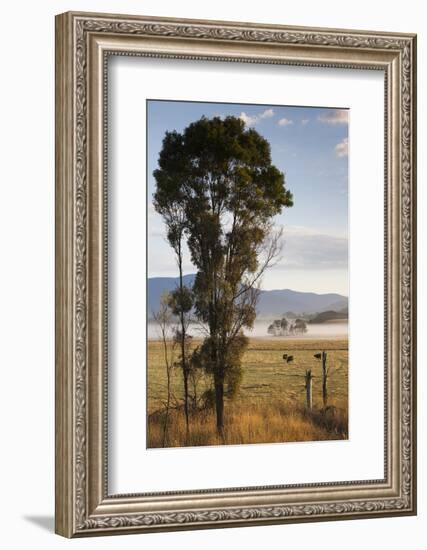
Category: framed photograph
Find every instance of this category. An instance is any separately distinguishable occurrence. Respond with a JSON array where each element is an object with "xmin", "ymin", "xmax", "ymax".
[{"xmin": 55, "ymin": 11, "xmax": 417, "ymax": 537}]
